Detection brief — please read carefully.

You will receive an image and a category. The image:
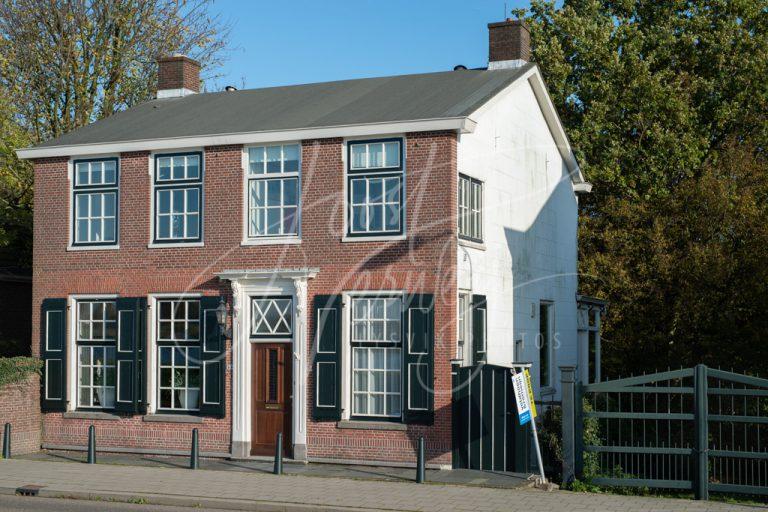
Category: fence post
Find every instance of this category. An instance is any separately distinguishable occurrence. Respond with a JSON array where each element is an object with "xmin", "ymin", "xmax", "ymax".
[
  {"xmin": 2, "ymin": 423, "xmax": 10, "ymax": 459},
  {"xmin": 273, "ymin": 432, "xmax": 283, "ymax": 475},
  {"xmin": 574, "ymin": 380, "xmax": 584, "ymax": 479},
  {"xmin": 416, "ymin": 437, "xmax": 425, "ymax": 483},
  {"xmin": 560, "ymin": 366, "xmax": 576, "ymax": 486},
  {"xmin": 87, "ymin": 425, "xmax": 96, "ymax": 464},
  {"xmin": 190, "ymin": 428, "xmax": 199, "ymax": 470},
  {"xmin": 694, "ymin": 364, "xmax": 709, "ymax": 500}
]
